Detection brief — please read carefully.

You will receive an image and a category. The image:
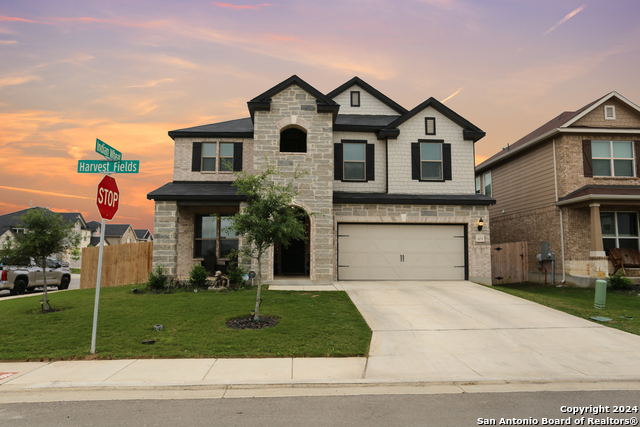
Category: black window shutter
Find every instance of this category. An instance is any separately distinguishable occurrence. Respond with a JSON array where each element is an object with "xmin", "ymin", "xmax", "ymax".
[
  {"xmin": 366, "ymin": 144, "xmax": 375, "ymax": 181},
  {"xmin": 233, "ymin": 142, "xmax": 243, "ymax": 171},
  {"xmin": 192, "ymin": 142, "xmax": 202, "ymax": 172},
  {"xmin": 411, "ymin": 143, "xmax": 420, "ymax": 180},
  {"xmin": 582, "ymin": 140, "xmax": 593, "ymax": 177},
  {"xmin": 443, "ymin": 143, "xmax": 452, "ymax": 181},
  {"xmin": 334, "ymin": 143, "xmax": 343, "ymax": 180},
  {"xmin": 635, "ymin": 141, "xmax": 640, "ymax": 177}
]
